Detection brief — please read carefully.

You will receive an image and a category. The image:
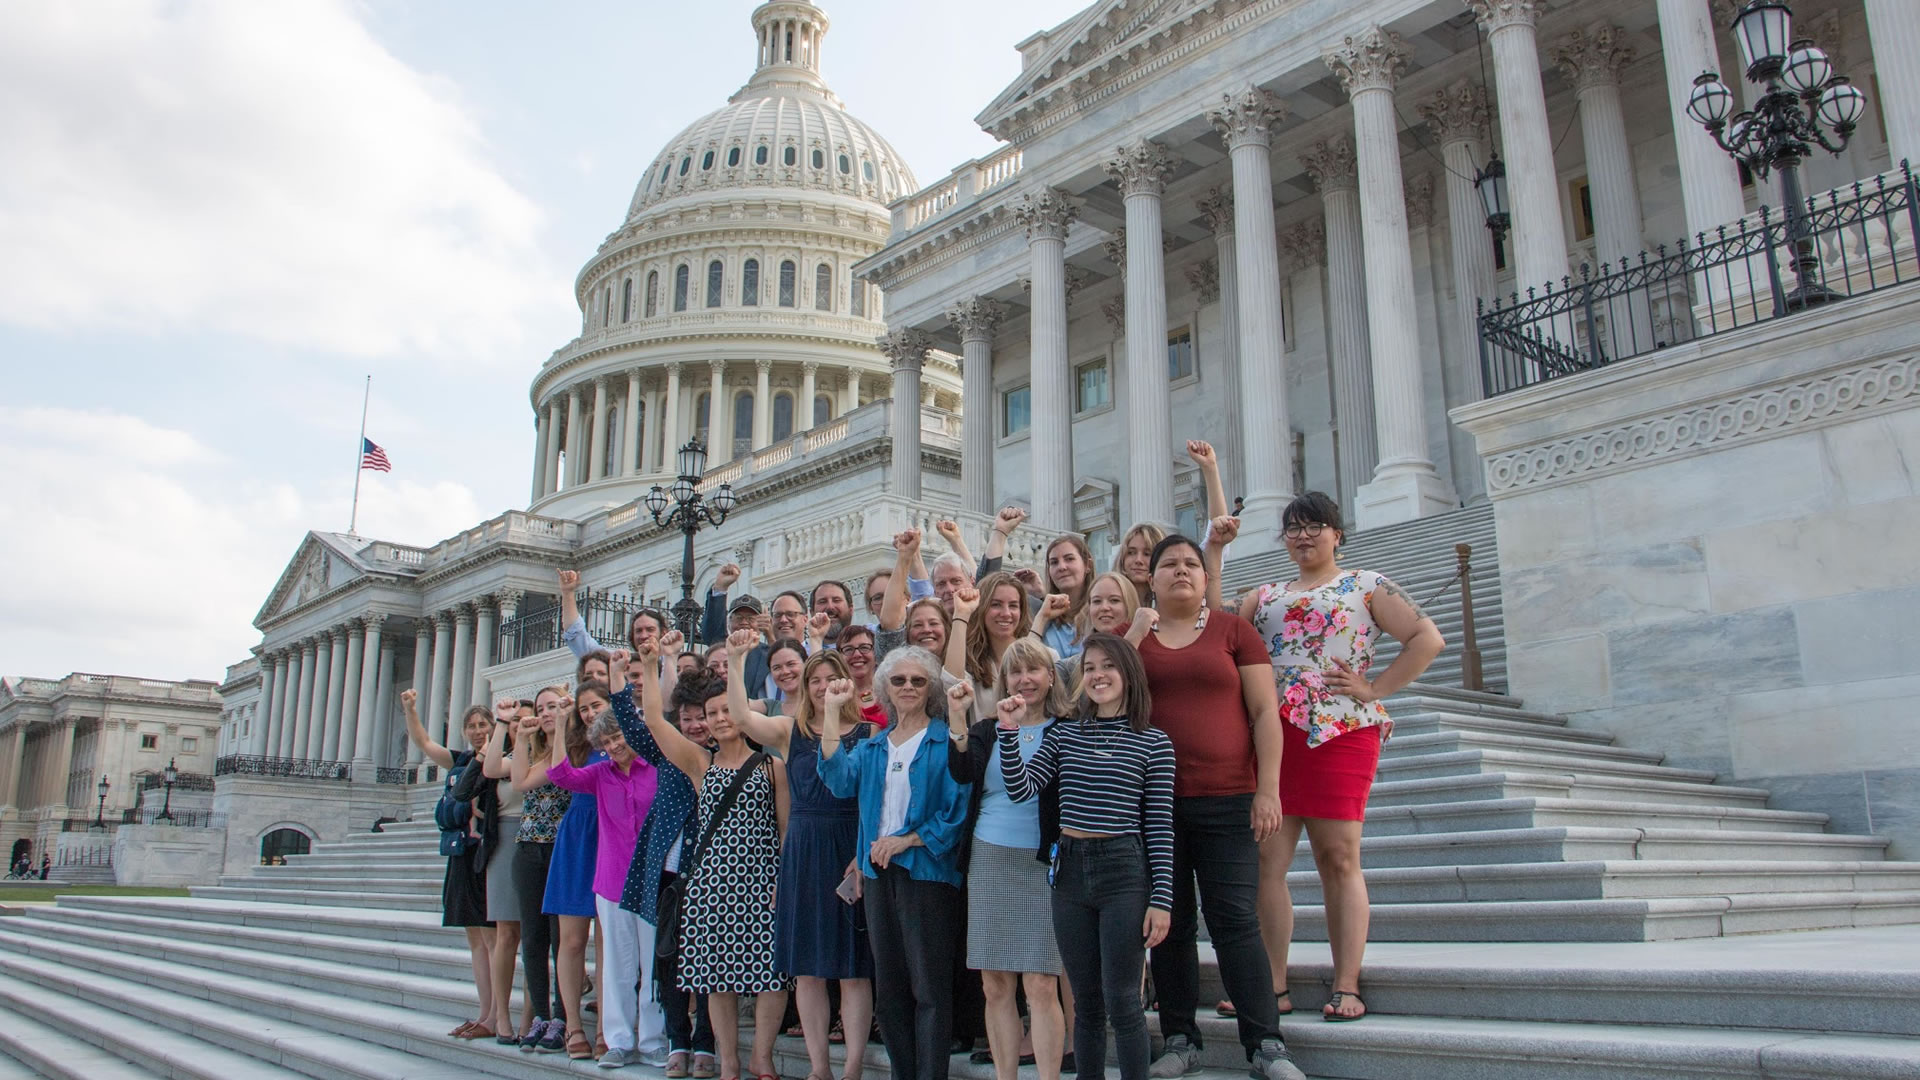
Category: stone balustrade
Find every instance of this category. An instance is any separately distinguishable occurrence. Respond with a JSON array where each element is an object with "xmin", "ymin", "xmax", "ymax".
[{"xmin": 889, "ymin": 144, "xmax": 1026, "ymax": 235}]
